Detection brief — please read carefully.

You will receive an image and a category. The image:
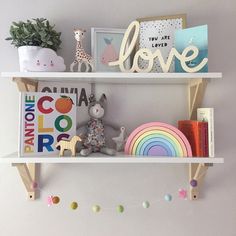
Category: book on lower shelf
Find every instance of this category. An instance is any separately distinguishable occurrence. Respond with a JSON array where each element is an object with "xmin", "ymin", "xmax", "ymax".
[
  {"xmin": 19, "ymin": 92, "xmax": 77, "ymax": 157},
  {"xmin": 37, "ymin": 81, "xmax": 91, "ymax": 124},
  {"xmin": 197, "ymin": 108, "xmax": 214, "ymax": 157},
  {"xmin": 178, "ymin": 120, "xmax": 208, "ymax": 157}
]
